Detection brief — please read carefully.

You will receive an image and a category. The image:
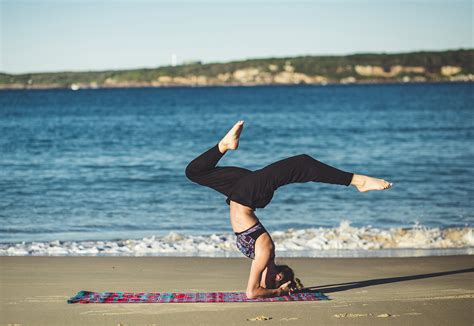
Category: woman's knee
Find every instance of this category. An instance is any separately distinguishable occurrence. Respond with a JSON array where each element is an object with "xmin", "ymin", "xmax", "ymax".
[
  {"xmin": 296, "ymin": 154, "xmax": 314, "ymax": 163},
  {"xmin": 185, "ymin": 163, "xmax": 199, "ymax": 181},
  {"xmin": 295, "ymin": 154, "xmax": 320, "ymax": 168}
]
